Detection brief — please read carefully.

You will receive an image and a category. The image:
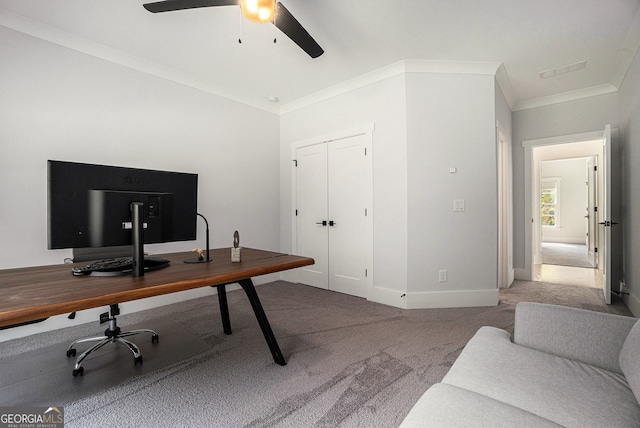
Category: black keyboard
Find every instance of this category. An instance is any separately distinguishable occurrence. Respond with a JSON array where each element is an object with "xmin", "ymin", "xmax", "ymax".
[{"xmin": 72, "ymin": 256, "xmax": 170, "ymax": 276}]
